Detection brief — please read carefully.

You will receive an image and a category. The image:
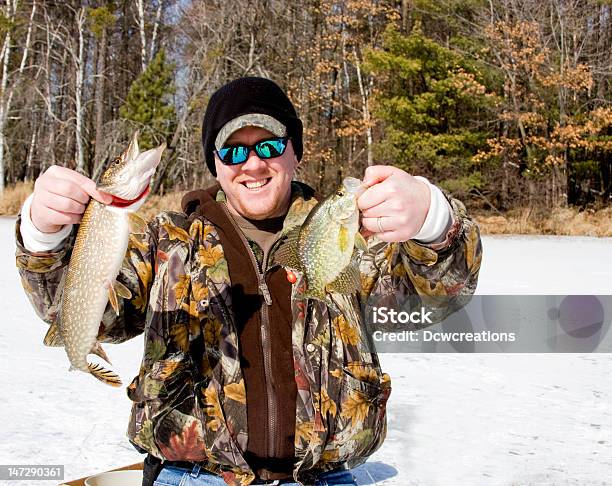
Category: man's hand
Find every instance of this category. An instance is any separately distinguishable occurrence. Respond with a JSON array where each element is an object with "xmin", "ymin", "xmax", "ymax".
[
  {"xmin": 30, "ymin": 165, "xmax": 113, "ymax": 233},
  {"xmin": 358, "ymin": 165, "xmax": 431, "ymax": 242}
]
